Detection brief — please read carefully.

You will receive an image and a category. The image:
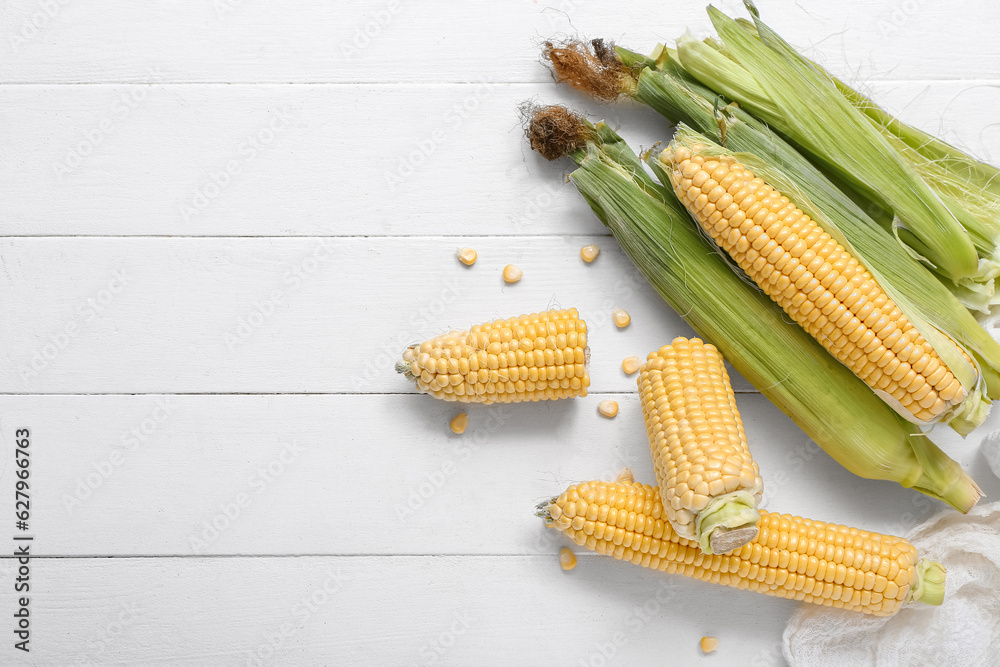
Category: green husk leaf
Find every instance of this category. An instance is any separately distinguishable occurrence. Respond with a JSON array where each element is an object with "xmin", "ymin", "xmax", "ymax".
[{"xmin": 674, "ymin": 6, "xmax": 980, "ymax": 283}]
